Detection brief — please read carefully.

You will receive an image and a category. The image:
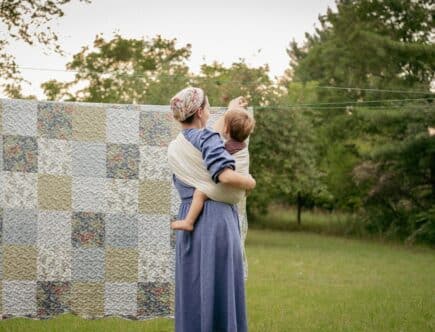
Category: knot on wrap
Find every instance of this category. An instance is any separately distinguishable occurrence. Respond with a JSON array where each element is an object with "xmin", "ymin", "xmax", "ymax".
[{"xmin": 170, "ymin": 87, "xmax": 205, "ymax": 121}]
